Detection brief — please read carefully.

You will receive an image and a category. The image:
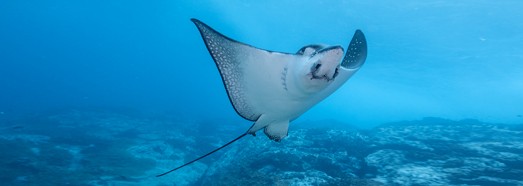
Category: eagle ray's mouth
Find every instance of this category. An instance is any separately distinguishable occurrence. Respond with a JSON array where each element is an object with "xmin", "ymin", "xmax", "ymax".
[{"xmin": 310, "ymin": 66, "xmax": 339, "ymax": 82}]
